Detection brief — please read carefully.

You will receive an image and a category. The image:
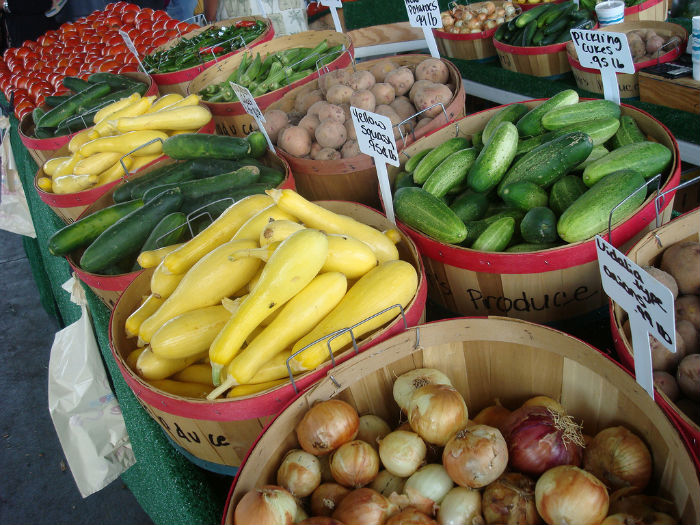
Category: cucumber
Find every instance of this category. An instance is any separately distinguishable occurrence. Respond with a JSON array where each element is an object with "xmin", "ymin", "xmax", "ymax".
[
  {"xmin": 87, "ymin": 72, "xmax": 138, "ymax": 89},
  {"xmin": 463, "ymin": 208, "xmax": 526, "ymax": 246},
  {"xmin": 548, "ymin": 175, "xmax": 588, "ymax": 215},
  {"xmin": 47, "ymin": 199, "xmax": 144, "ymax": 256},
  {"xmin": 36, "ymin": 83, "xmax": 111, "ymax": 129},
  {"xmin": 76, "ymin": 82, "xmax": 147, "ymax": 114},
  {"xmin": 62, "ymin": 76, "xmax": 92, "ymax": 92},
  {"xmin": 516, "ymin": 129, "xmax": 567, "ymax": 156},
  {"xmin": 80, "ymin": 188, "xmax": 184, "ymax": 273},
  {"xmin": 394, "ymin": 186, "xmax": 467, "ymax": 244},
  {"xmin": 501, "ymin": 181, "xmax": 549, "ymax": 211},
  {"xmin": 516, "ymin": 89, "xmax": 579, "ymax": 137},
  {"xmin": 450, "ymin": 190, "xmax": 490, "ymax": 222},
  {"xmin": 582, "ymin": 141, "xmax": 672, "ymax": 187},
  {"xmin": 610, "ymin": 115, "xmax": 646, "ymax": 149},
  {"xmin": 55, "ymin": 108, "xmax": 99, "ymax": 132},
  {"xmin": 482, "ymin": 104, "xmax": 529, "ymax": 145},
  {"xmin": 181, "ymin": 182, "xmax": 275, "ymax": 216},
  {"xmin": 467, "ymin": 122, "xmax": 519, "ymax": 193},
  {"xmin": 44, "ymin": 94, "xmax": 71, "ymax": 107},
  {"xmin": 162, "ymin": 134, "xmax": 251, "ymax": 160},
  {"xmin": 516, "ymin": 3, "xmax": 552, "ymax": 27},
  {"xmin": 557, "ymin": 169, "xmax": 647, "ymax": 243},
  {"xmin": 520, "ymin": 206, "xmax": 558, "ymax": 243},
  {"xmin": 423, "ymin": 148, "xmax": 478, "ymax": 198},
  {"xmin": 412, "ymin": 137, "xmax": 470, "ymax": 184},
  {"xmin": 506, "ymin": 242, "xmax": 559, "ymax": 252},
  {"xmin": 189, "ymin": 158, "xmax": 247, "ymax": 176},
  {"xmin": 405, "ymin": 148, "xmax": 432, "ymax": 173},
  {"xmin": 247, "ymin": 131, "xmax": 268, "ymax": 158},
  {"xmin": 498, "ymin": 131, "xmax": 593, "ymax": 196},
  {"xmin": 394, "ymin": 171, "xmax": 416, "ymax": 193},
  {"xmin": 471, "ymin": 131, "xmax": 483, "ymax": 150},
  {"xmin": 552, "ymin": 117, "xmax": 620, "ymax": 147},
  {"xmin": 142, "ymin": 167, "xmax": 261, "ymax": 203},
  {"xmin": 112, "ymin": 162, "xmax": 180, "ymax": 203},
  {"xmin": 130, "ymin": 161, "xmax": 199, "ymax": 200},
  {"xmin": 132, "ymin": 212, "xmax": 188, "ymax": 270},
  {"xmin": 573, "ymin": 144, "xmax": 609, "ymax": 171},
  {"xmin": 258, "ymin": 168, "xmax": 285, "ymax": 187},
  {"xmin": 541, "ymin": 100, "xmax": 621, "ymax": 131},
  {"xmin": 31, "ymin": 107, "xmax": 45, "ymax": 125},
  {"xmin": 471, "ymin": 217, "xmax": 515, "ymax": 252}
]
